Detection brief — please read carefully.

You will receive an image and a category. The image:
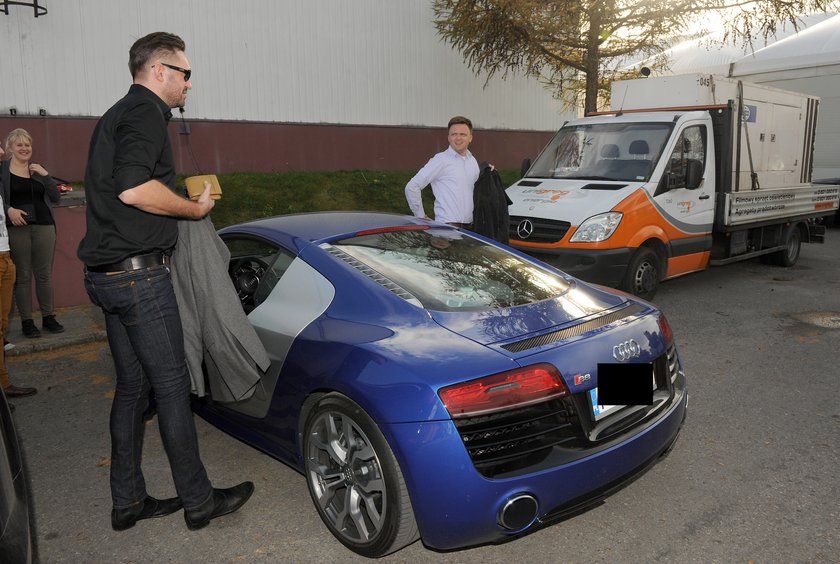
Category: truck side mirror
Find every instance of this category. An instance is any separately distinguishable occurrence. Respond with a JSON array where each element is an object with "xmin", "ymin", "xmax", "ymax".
[
  {"xmin": 686, "ymin": 159, "xmax": 704, "ymax": 189},
  {"xmin": 520, "ymin": 158, "xmax": 531, "ymax": 178}
]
